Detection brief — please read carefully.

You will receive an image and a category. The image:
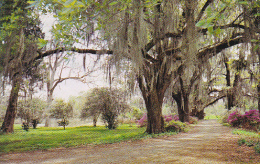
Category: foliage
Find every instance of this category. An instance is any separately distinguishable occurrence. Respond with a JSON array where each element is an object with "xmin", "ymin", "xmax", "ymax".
[
  {"xmin": 50, "ymin": 99, "xmax": 73, "ymax": 130},
  {"xmin": 22, "ymin": 122, "xmax": 29, "ymax": 131},
  {"xmin": 189, "ymin": 116, "xmax": 199, "ymax": 124},
  {"xmin": 233, "ymin": 129, "xmax": 260, "ymax": 154},
  {"xmin": 227, "ymin": 109, "xmax": 260, "ymax": 131},
  {"xmin": 57, "ymin": 118, "xmax": 69, "ymax": 130},
  {"xmin": 137, "ymin": 114, "xmax": 187, "ymax": 128},
  {"xmin": 137, "ymin": 114, "xmax": 147, "ymax": 127},
  {"xmin": 165, "ymin": 121, "xmax": 189, "ymax": 133},
  {"xmin": 81, "ymin": 87, "xmax": 130, "ymax": 129},
  {"xmin": 131, "ymin": 107, "xmax": 144, "ymax": 121},
  {"xmin": 50, "ymin": 99, "xmax": 73, "ymax": 119},
  {"xmin": 255, "ymin": 142, "xmax": 260, "ymax": 154},
  {"xmin": 0, "ymin": 0, "xmax": 44, "ymax": 133},
  {"xmin": 17, "ymin": 98, "xmax": 46, "ymax": 125},
  {"xmin": 164, "ymin": 114, "xmax": 179, "ymax": 123}
]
